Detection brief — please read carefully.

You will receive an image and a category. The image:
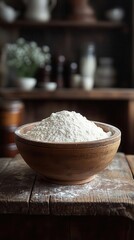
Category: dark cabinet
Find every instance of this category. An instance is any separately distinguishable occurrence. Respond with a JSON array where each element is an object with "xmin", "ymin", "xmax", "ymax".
[{"xmin": 0, "ymin": 0, "xmax": 132, "ymax": 88}]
